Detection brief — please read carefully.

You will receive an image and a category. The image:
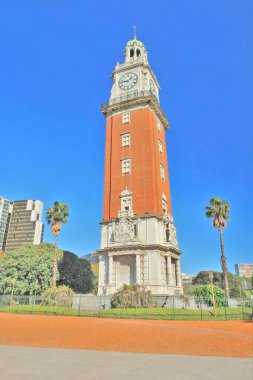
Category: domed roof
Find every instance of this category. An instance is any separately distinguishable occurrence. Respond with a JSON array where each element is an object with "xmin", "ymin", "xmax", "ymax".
[{"xmin": 126, "ymin": 38, "xmax": 145, "ymax": 48}]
